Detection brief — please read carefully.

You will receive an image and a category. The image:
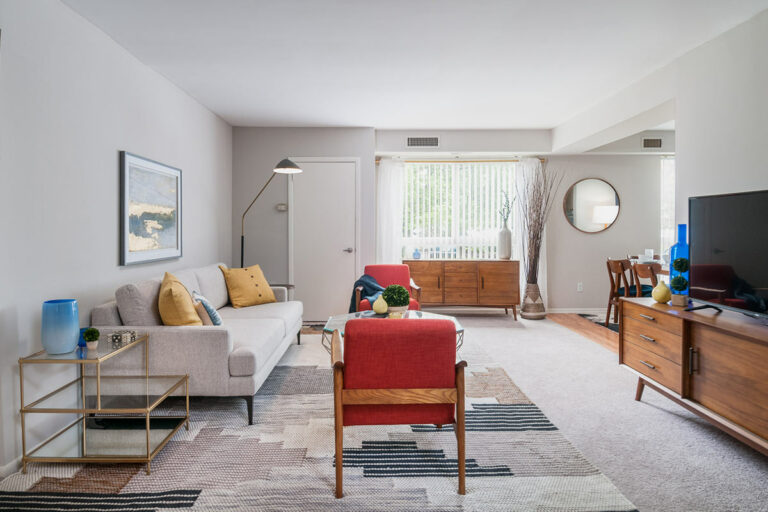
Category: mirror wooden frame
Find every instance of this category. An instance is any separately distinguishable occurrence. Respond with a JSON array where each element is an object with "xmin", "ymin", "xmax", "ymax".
[{"xmin": 562, "ymin": 177, "xmax": 620, "ymax": 234}]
